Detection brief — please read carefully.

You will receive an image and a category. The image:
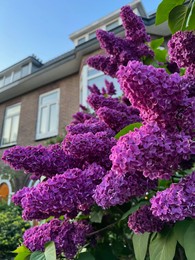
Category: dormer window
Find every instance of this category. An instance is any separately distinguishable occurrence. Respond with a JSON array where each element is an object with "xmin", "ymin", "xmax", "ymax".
[
  {"xmin": 88, "ymin": 31, "xmax": 96, "ymax": 40},
  {"xmin": 21, "ymin": 64, "xmax": 29, "ymax": 77},
  {"xmin": 0, "ymin": 77, "xmax": 4, "ymax": 88},
  {"xmin": 13, "ymin": 70, "xmax": 21, "ymax": 81},
  {"xmin": 106, "ymin": 20, "xmax": 119, "ymax": 31},
  {"xmin": 4, "ymin": 74, "xmax": 12, "ymax": 85},
  {"xmin": 78, "ymin": 37, "xmax": 86, "ymax": 45}
]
